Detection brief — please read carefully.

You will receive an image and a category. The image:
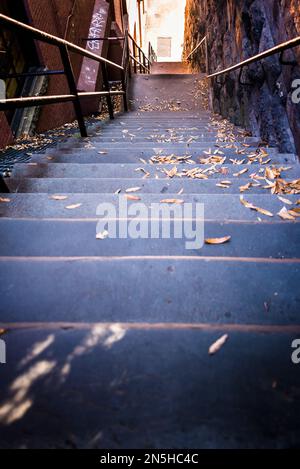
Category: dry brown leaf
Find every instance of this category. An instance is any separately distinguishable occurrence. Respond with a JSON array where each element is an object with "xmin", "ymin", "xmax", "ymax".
[
  {"xmin": 125, "ymin": 194, "xmax": 141, "ymax": 201},
  {"xmin": 239, "ymin": 182, "xmax": 252, "ymax": 193},
  {"xmin": 255, "ymin": 207, "xmax": 274, "ymax": 217},
  {"xmin": 160, "ymin": 198, "xmax": 184, "ymax": 205},
  {"xmin": 278, "ymin": 207, "xmax": 296, "ymax": 221},
  {"xmin": 65, "ymin": 203, "xmax": 82, "ymax": 210},
  {"xmin": 205, "ymin": 236, "xmax": 231, "ymax": 245},
  {"xmin": 50, "ymin": 195, "xmax": 68, "ymax": 201},
  {"xmin": 277, "ymin": 196, "xmax": 293, "ymax": 205},
  {"xmin": 96, "ymin": 230, "xmax": 109, "ymax": 240},
  {"xmin": 240, "ymin": 196, "xmax": 273, "ymax": 217},
  {"xmin": 233, "ymin": 168, "xmax": 248, "ymax": 177},
  {"xmin": 125, "ymin": 187, "xmax": 141, "ymax": 193},
  {"xmin": 0, "ymin": 197, "xmax": 10, "ymax": 203},
  {"xmin": 209, "ymin": 334, "xmax": 229, "ymax": 355}
]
